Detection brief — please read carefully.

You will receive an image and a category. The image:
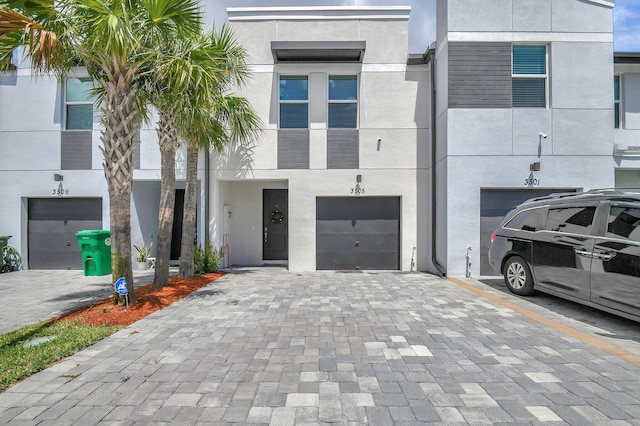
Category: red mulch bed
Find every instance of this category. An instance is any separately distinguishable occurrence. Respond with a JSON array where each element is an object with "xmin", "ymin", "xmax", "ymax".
[{"xmin": 53, "ymin": 272, "xmax": 226, "ymax": 327}]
